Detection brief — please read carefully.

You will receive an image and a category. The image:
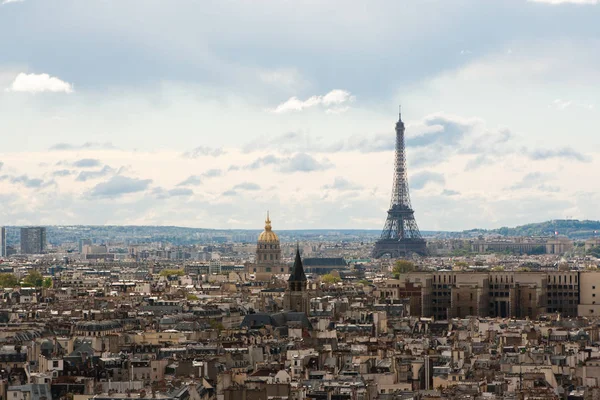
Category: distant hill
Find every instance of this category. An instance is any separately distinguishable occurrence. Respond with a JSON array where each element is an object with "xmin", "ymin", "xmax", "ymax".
[
  {"xmin": 2, "ymin": 225, "xmax": 385, "ymax": 247},
  {"xmin": 465, "ymin": 219, "xmax": 600, "ymax": 239},
  {"xmin": 2, "ymin": 220, "xmax": 599, "ymax": 247}
]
